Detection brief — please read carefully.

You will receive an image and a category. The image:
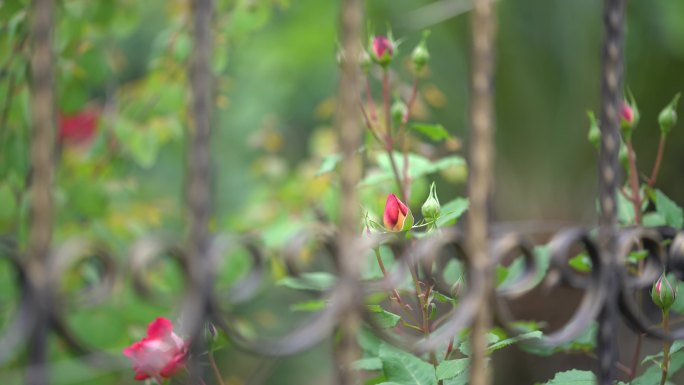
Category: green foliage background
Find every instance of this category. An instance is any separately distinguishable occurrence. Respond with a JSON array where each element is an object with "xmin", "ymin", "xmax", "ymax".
[{"xmin": 1, "ymin": 0, "xmax": 684, "ymax": 384}]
